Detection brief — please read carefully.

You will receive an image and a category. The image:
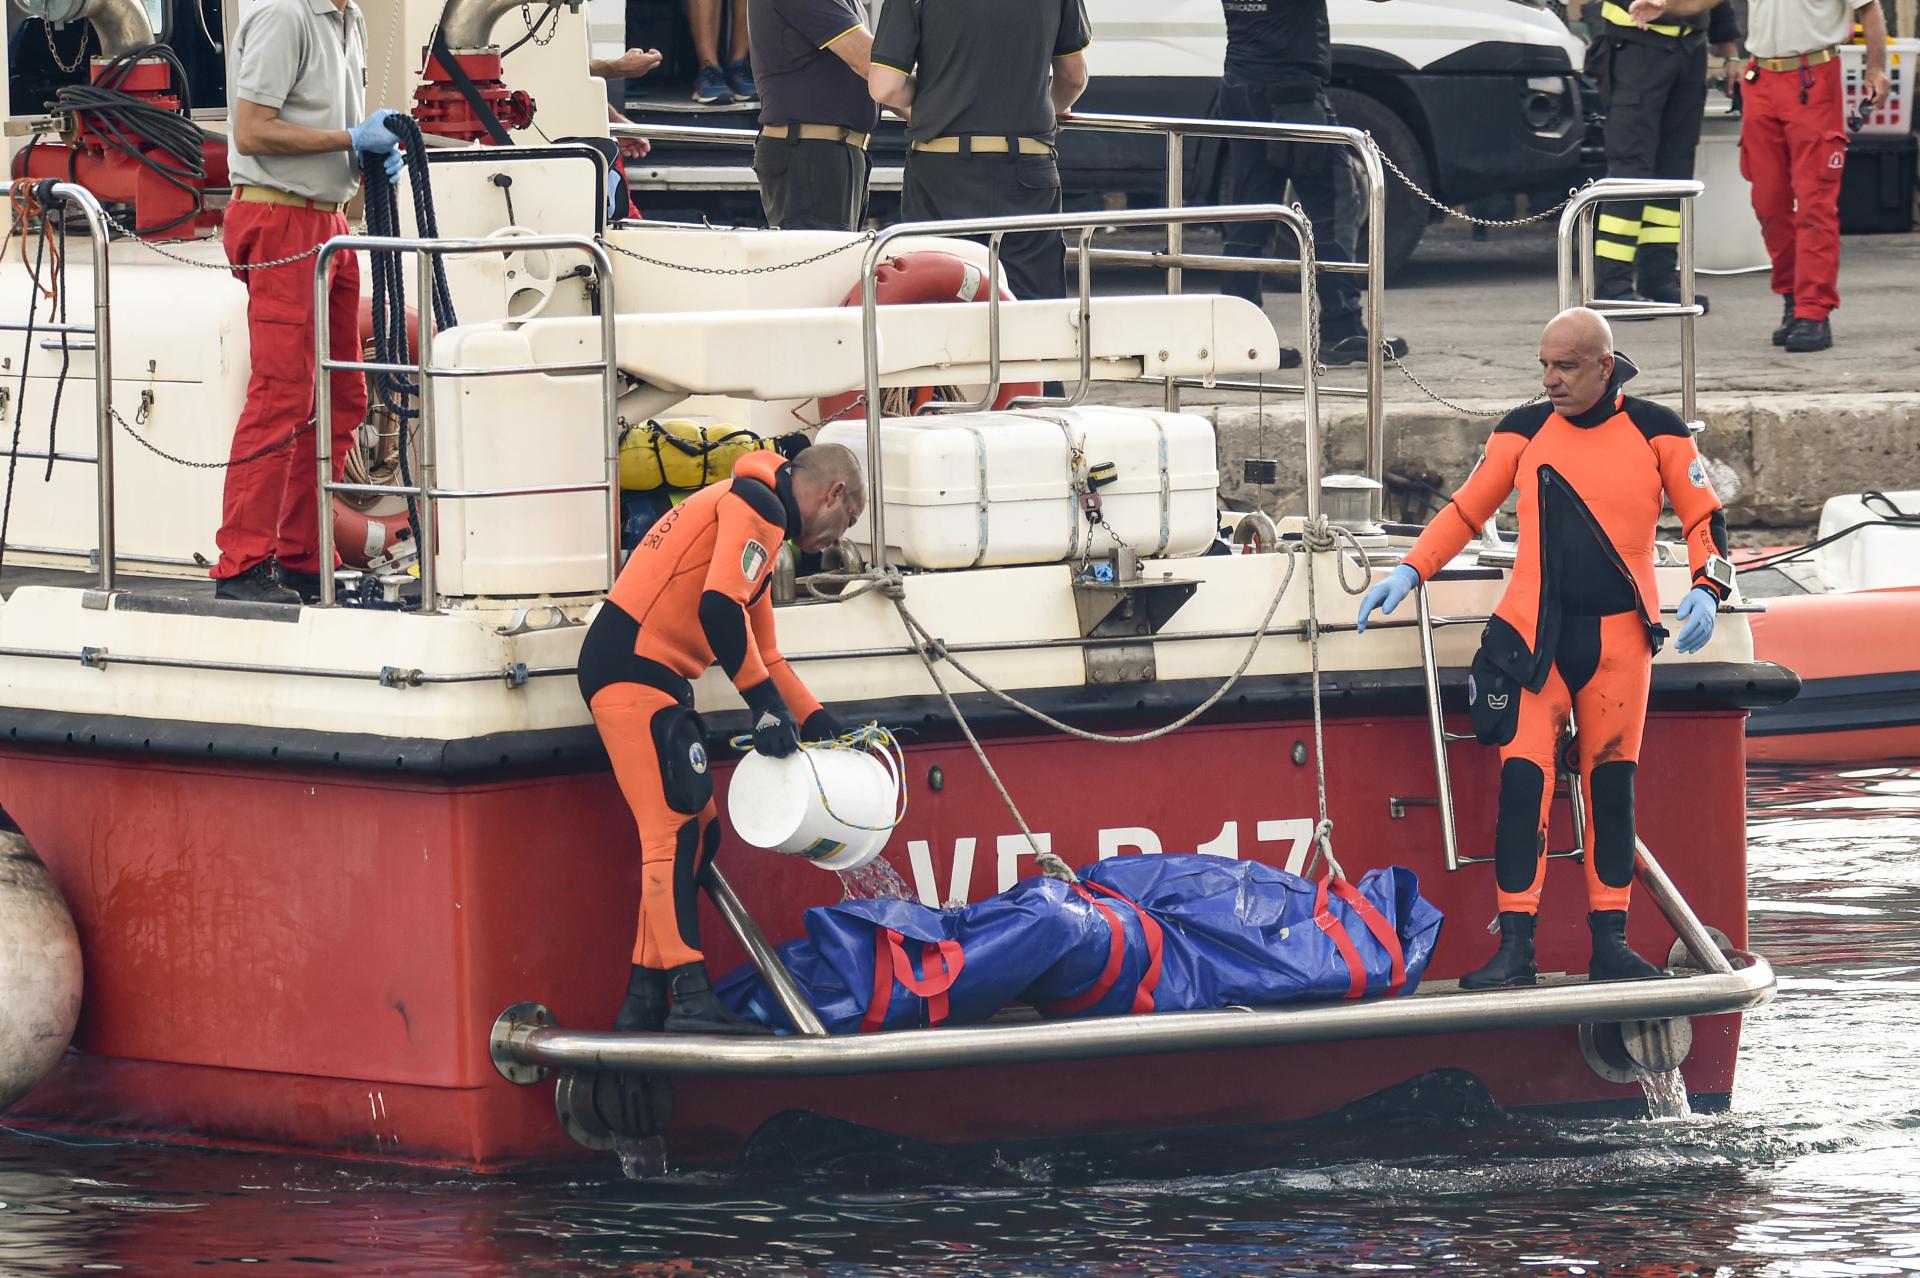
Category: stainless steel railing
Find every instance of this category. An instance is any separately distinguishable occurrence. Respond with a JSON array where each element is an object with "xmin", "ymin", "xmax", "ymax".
[
  {"xmin": 853, "ymin": 202, "xmax": 1316, "ymax": 570},
  {"xmin": 1557, "ymin": 178, "xmax": 1705, "ymax": 428},
  {"xmin": 0, "ymin": 181, "xmax": 117, "ymax": 591},
  {"xmin": 312, "ymin": 234, "xmax": 619, "ymax": 612}
]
